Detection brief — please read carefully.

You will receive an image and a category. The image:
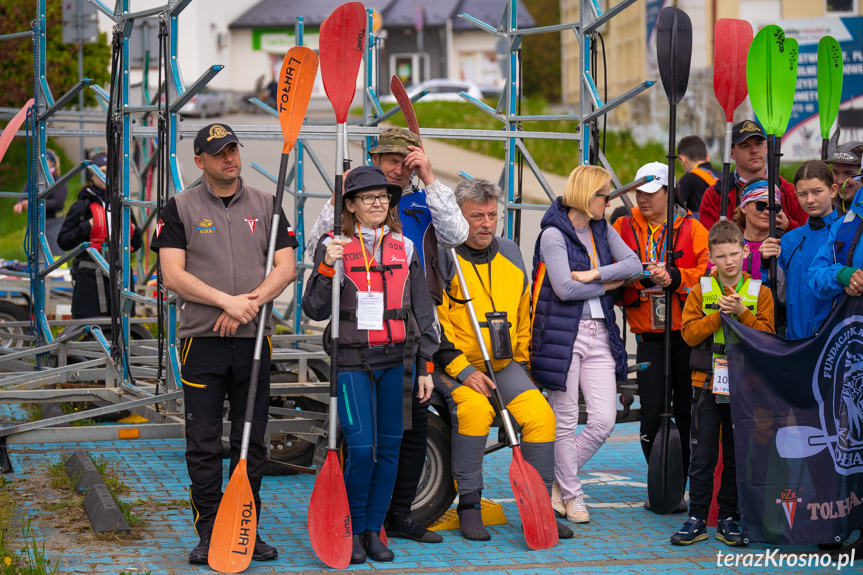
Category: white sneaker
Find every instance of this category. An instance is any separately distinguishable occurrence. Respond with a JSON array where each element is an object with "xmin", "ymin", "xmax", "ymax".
[
  {"xmin": 565, "ymin": 495, "xmax": 590, "ymax": 524},
  {"xmin": 551, "ymin": 484, "xmax": 565, "ymax": 517}
]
